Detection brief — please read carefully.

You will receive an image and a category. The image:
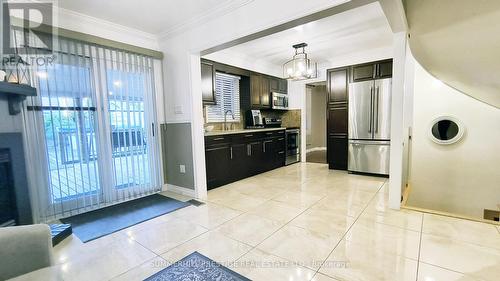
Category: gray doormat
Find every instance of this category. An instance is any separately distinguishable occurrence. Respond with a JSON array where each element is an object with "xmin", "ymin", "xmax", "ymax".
[{"xmin": 61, "ymin": 194, "xmax": 190, "ymax": 242}]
